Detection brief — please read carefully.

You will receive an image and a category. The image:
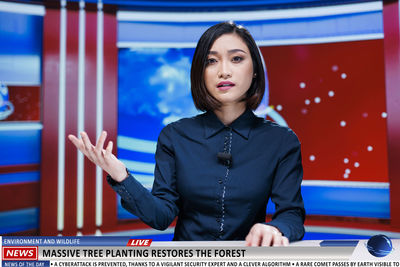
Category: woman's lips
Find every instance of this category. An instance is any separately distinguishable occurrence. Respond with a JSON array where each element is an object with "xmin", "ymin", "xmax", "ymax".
[{"xmin": 217, "ymin": 81, "xmax": 235, "ymax": 91}]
